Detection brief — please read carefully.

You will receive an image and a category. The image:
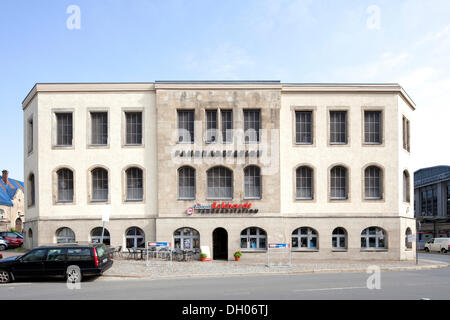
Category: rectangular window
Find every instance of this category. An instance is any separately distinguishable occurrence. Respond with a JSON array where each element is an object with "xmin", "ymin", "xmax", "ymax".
[
  {"xmin": 221, "ymin": 110, "xmax": 233, "ymax": 143},
  {"xmin": 403, "ymin": 116, "xmax": 410, "ymax": 151},
  {"xmin": 295, "ymin": 111, "xmax": 313, "ymax": 144},
  {"xmin": 244, "ymin": 109, "xmax": 260, "ymax": 144},
  {"xmin": 330, "ymin": 111, "xmax": 347, "ymax": 144},
  {"xmin": 364, "ymin": 111, "xmax": 382, "ymax": 144},
  {"xmin": 56, "ymin": 113, "xmax": 73, "ymax": 146},
  {"xmin": 178, "ymin": 110, "xmax": 194, "ymax": 143},
  {"xmin": 27, "ymin": 118, "xmax": 33, "ymax": 153},
  {"xmin": 205, "ymin": 110, "xmax": 217, "ymax": 143},
  {"xmin": 125, "ymin": 112, "xmax": 143, "ymax": 145},
  {"xmin": 91, "ymin": 112, "xmax": 108, "ymax": 145}
]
